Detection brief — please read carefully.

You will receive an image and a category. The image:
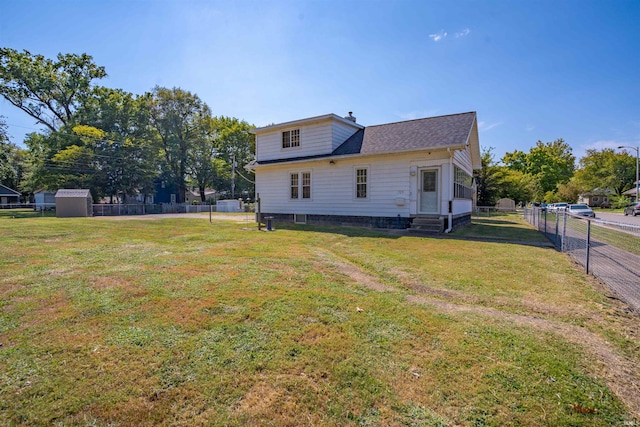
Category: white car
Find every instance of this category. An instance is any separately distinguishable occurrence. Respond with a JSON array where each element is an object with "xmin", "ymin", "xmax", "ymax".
[
  {"xmin": 551, "ymin": 202, "xmax": 568, "ymax": 213},
  {"xmin": 567, "ymin": 204, "xmax": 596, "ymax": 218}
]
